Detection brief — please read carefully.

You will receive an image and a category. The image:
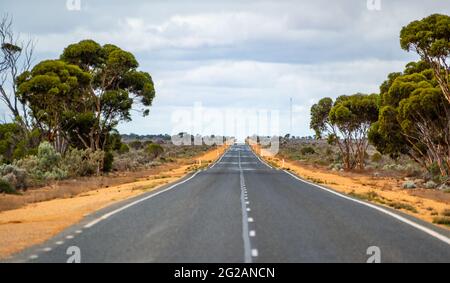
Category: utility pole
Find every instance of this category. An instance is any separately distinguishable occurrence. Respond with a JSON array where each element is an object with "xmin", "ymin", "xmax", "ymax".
[{"xmin": 289, "ymin": 97, "xmax": 293, "ymax": 136}]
